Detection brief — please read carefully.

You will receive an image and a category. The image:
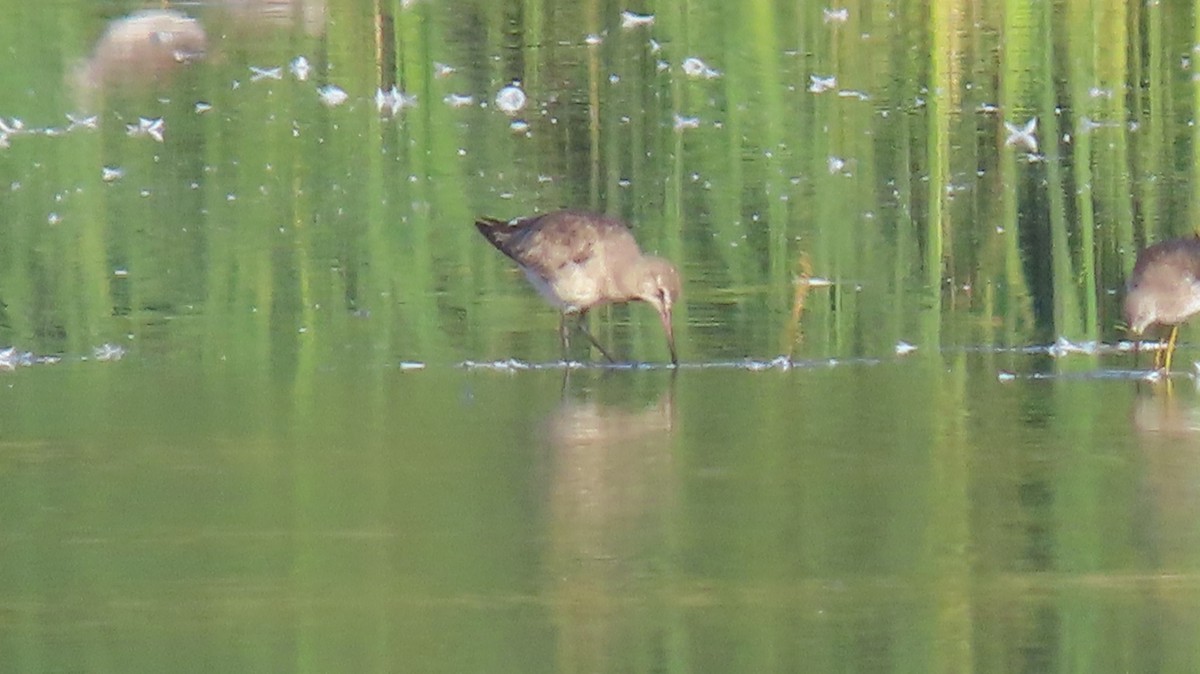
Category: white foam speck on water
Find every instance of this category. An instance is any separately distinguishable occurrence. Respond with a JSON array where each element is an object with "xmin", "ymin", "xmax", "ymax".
[
  {"xmin": 0, "ymin": 347, "xmax": 33, "ymax": 371},
  {"xmin": 495, "ymin": 83, "xmax": 527, "ymax": 114},
  {"xmin": 290, "ymin": 56, "xmax": 311, "ymax": 81},
  {"xmin": 673, "ymin": 114, "xmax": 700, "ymax": 131},
  {"xmin": 681, "ymin": 57, "xmax": 721, "ymax": 79},
  {"xmin": 318, "ymin": 84, "xmax": 348, "ymax": 107},
  {"xmin": 443, "ymin": 93, "xmax": 475, "ymax": 108},
  {"xmin": 1047, "ymin": 336, "xmax": 1102, "ymax": 358},
  {"xmin": 375, "ymin": 86, "xmax": 417, "ymax": 116},
  {"xmin": 823, "ymin": 7, "xmax": 849, "ymax": 23},
  {"xmin": 92, "ymin": 343, "xmax": 125, "ymax": 362},
  {"xmin": 743, "ymin": 356, "xmax": 792, "ymax": 371},
  {"xmin": 460, "ymin": 359, "xmax": 531, "ymax": 372},
  {"xmin": 620, "ymin": 11, "xmax": 655, "ymax": 29},
  {"xmin": 66, "ymin": 114, "xmax": 99, "ymax": 131},
  {"xmin": 126, "ymin": 117, "xmax": 165, "ymax": 142},
  {"xmin": 808, "ymin": 74, "xmax": 837, "ymax": 93},
  {"xmin": 0, "ymin": 348, "xmax": 63, "ymax": 369},
  {"xmin": 249, "ymin": 65, "xmax": 283, "ymax": 81},
  {"xmin": 1004, "ymin": 117, "xmax": 1039, "ymax": 153},
  {"xmin": 1118, "ymin": 339, "xmax": 1165, "ymax": 353}
]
